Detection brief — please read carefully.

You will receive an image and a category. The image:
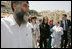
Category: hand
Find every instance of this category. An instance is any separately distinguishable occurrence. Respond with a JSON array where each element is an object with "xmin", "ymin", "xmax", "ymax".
[
  {"xmin": 37, "ymin": 39, "xmax": 40, "ymax": 42},
  {"xmin": 46, "ymin": 38, "xmax": 49, "ymax": 42},
  {"xmin": 52, "ymin": 29, "xmax": 55, "ymax": 31},
  {"xmin": 32, "ymin": 28, "xmax": 34, "ymax": 32},
  {"xmin": 70, "ymin": 43, "xmax": 71, "ymax": 45}
]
